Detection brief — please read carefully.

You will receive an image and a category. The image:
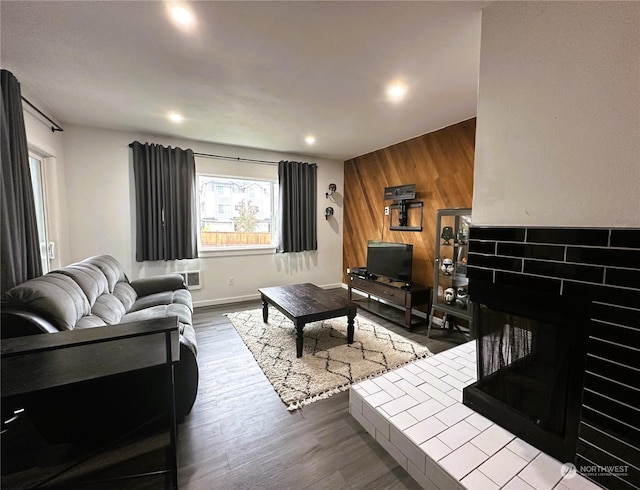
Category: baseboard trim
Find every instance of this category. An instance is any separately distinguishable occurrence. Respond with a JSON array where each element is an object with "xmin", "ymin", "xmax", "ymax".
[
  {"xmin": 193, "ymin": 282, "xmax": 347, "ymax": 309},
  {"xmin": 193, "ymin": 294, "xmax": 260, "ymax": 309}
]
